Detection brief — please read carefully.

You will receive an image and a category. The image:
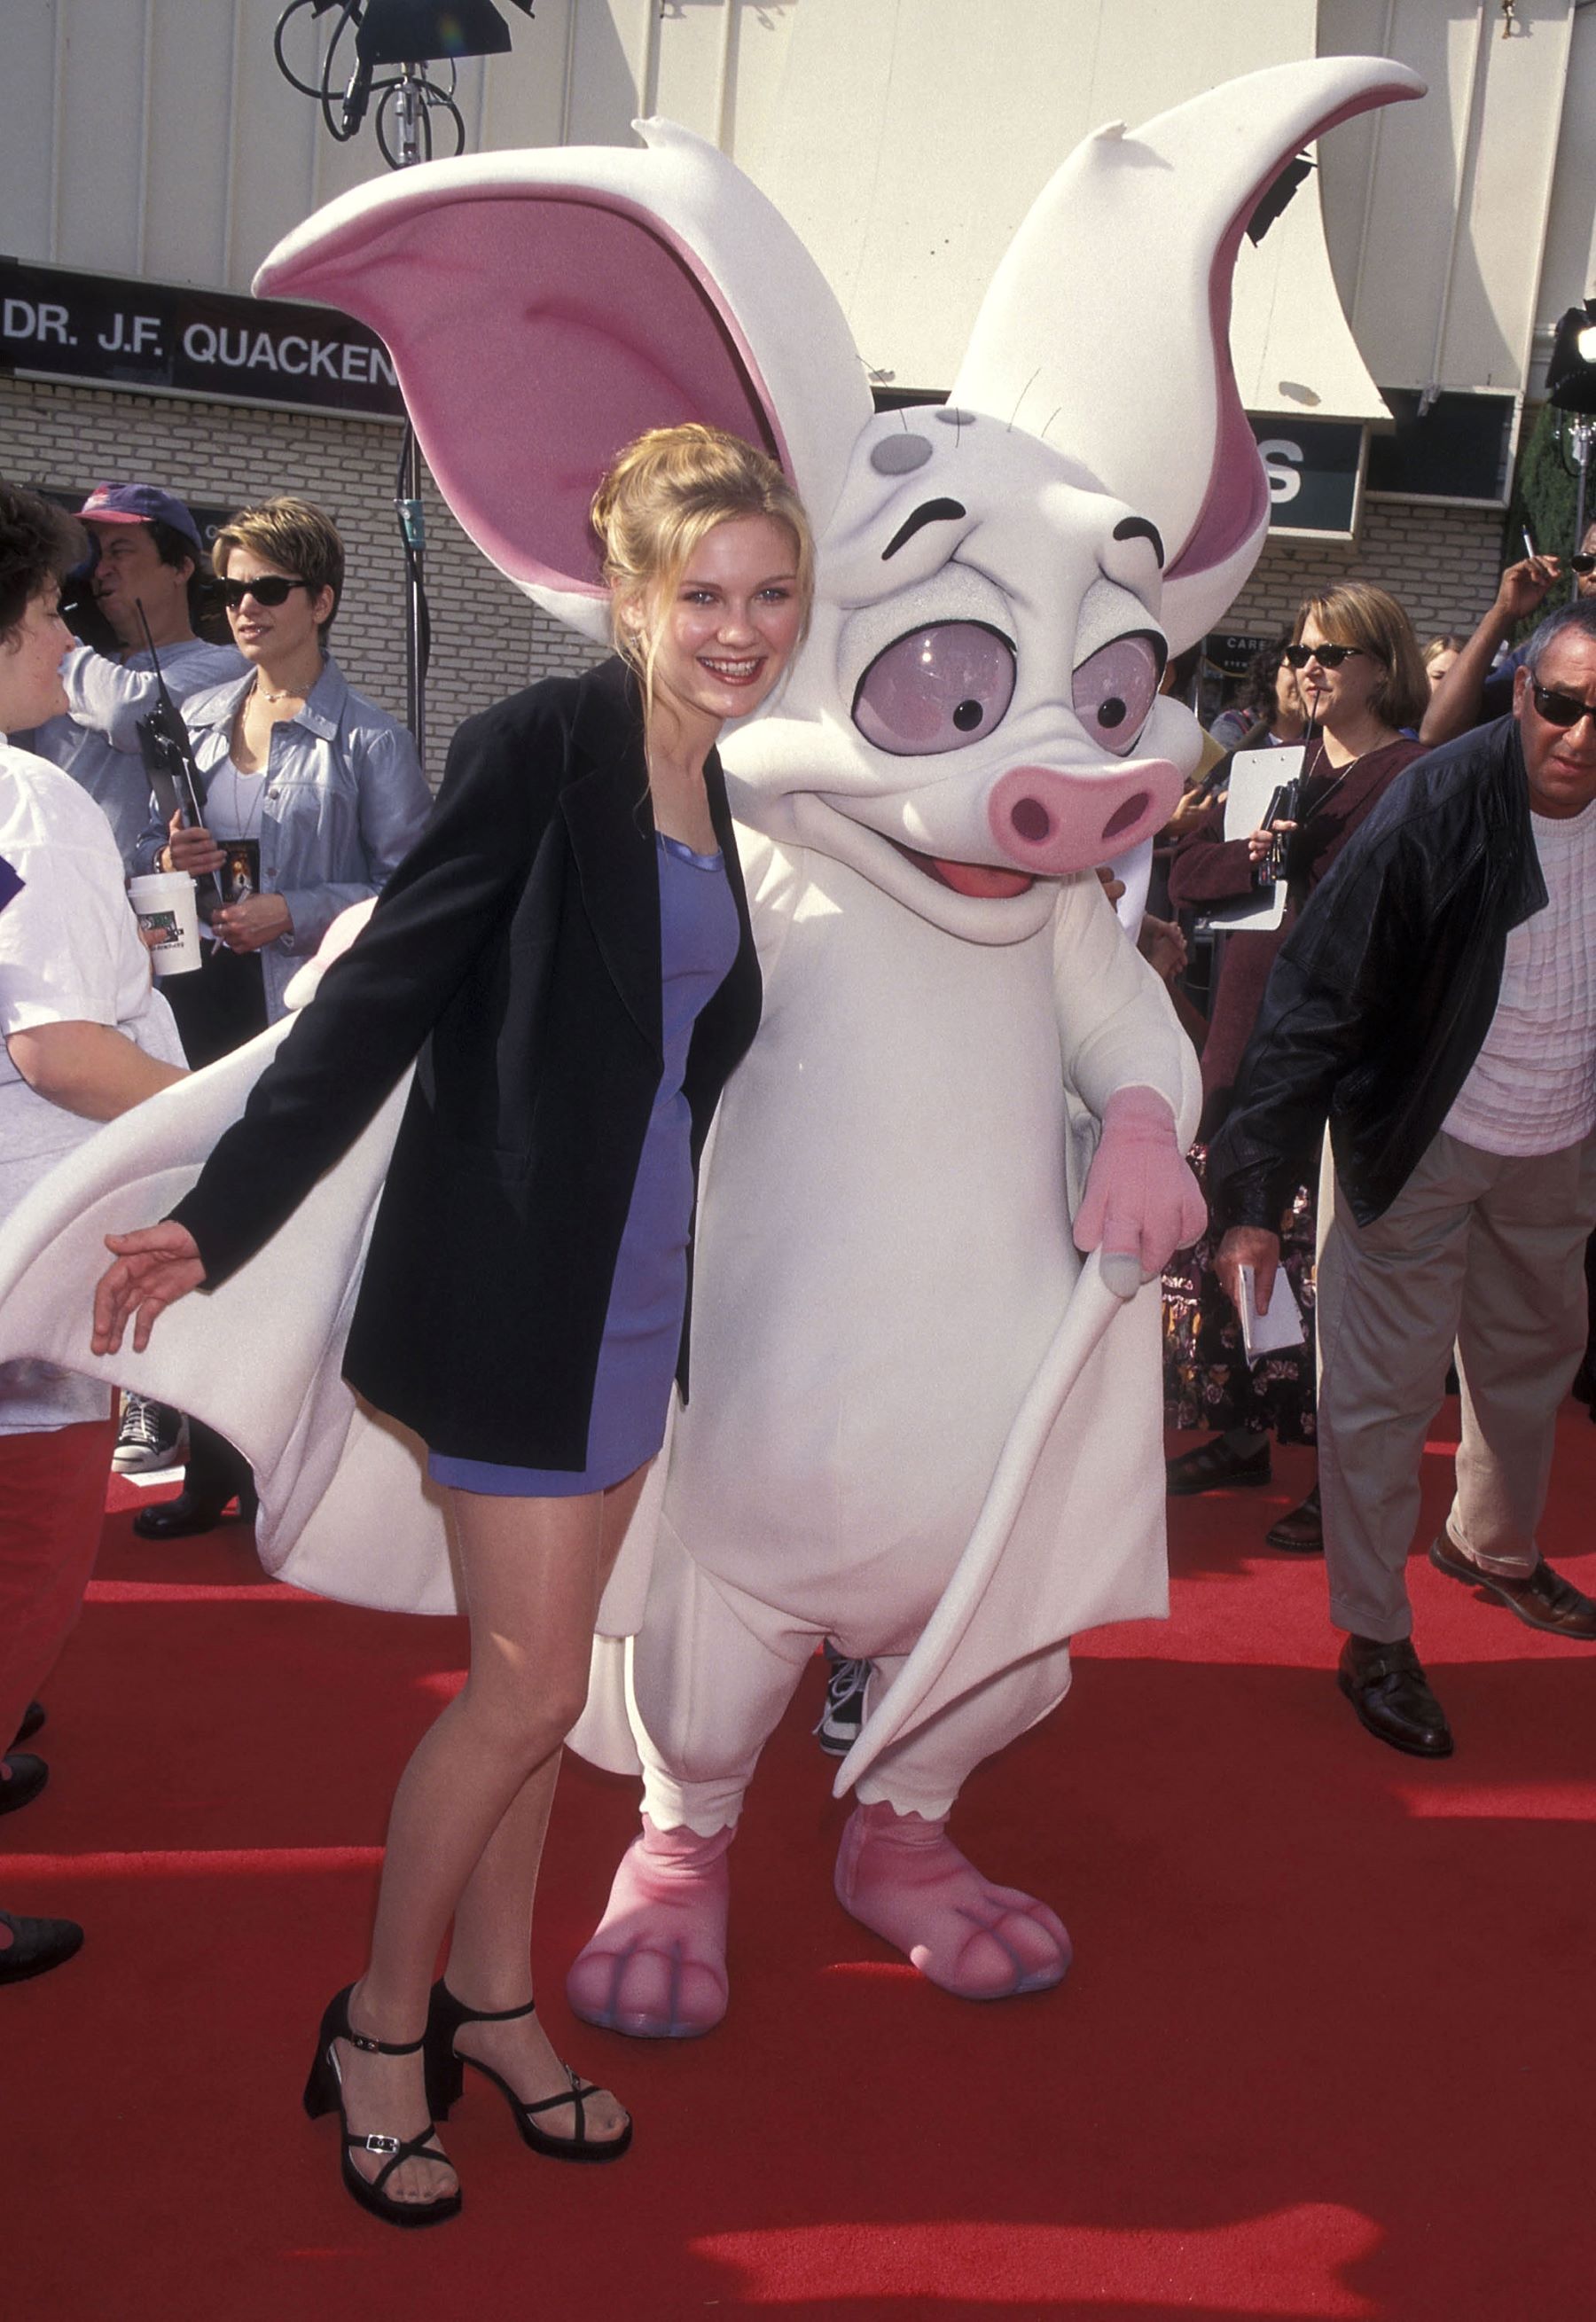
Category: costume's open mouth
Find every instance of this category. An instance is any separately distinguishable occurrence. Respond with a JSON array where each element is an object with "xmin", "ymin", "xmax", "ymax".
[{"xmin": 888, "ymin": 837, "xmax": 1037, "ymax": 900}]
